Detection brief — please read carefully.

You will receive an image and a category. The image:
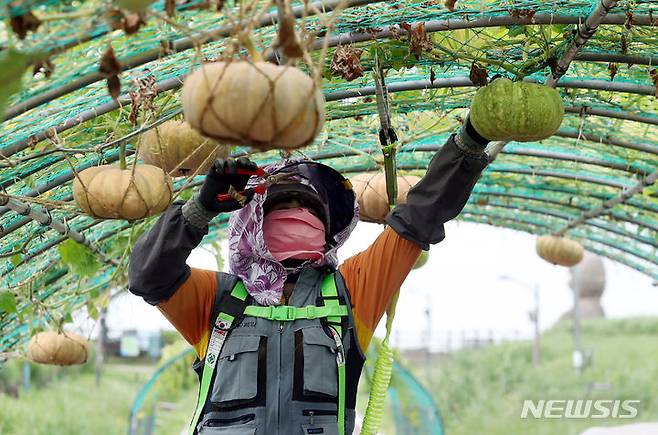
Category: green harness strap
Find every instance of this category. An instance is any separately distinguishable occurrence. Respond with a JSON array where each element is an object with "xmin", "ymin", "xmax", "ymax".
[
  {"xmin": 189, "ymin": 280, "xmax": 249, "ymax": 435},
  {"xmin": 321, "ymin": 274, "xmax": 347, "ymax": 435},
  {"xmin": 190, "ymin": 275, "xmax": 348, "ymax": 435}
]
